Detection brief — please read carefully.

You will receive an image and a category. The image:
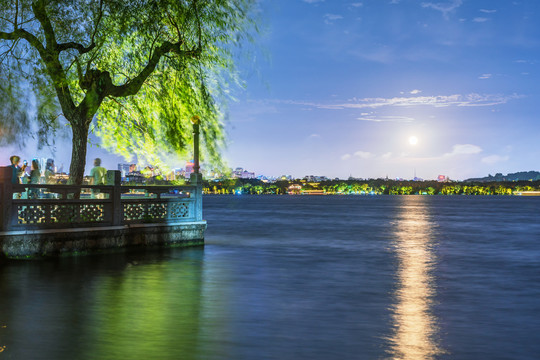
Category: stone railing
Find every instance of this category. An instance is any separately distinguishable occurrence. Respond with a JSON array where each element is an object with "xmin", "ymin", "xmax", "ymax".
[{"xmin": 0, "ymin": 169, "xmax": 203, "ymax": 232}]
